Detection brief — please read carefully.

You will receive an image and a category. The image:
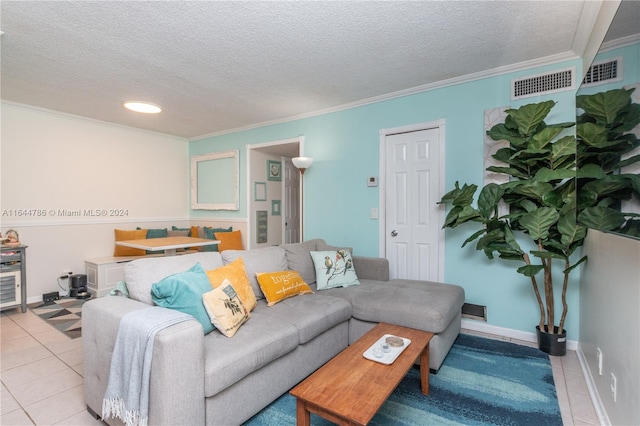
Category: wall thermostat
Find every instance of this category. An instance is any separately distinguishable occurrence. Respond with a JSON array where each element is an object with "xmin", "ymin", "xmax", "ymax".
[{"xmin": 367, "ymin": 176, "xmax": 378, "ymax": 187}]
